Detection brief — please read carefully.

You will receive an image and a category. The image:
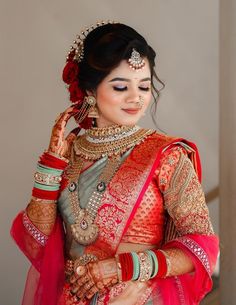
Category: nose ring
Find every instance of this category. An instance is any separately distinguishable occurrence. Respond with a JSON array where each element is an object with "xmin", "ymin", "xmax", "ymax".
[{"xmin": 137, "ymin": 96, "xmax": 144, "ymax": 108}]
